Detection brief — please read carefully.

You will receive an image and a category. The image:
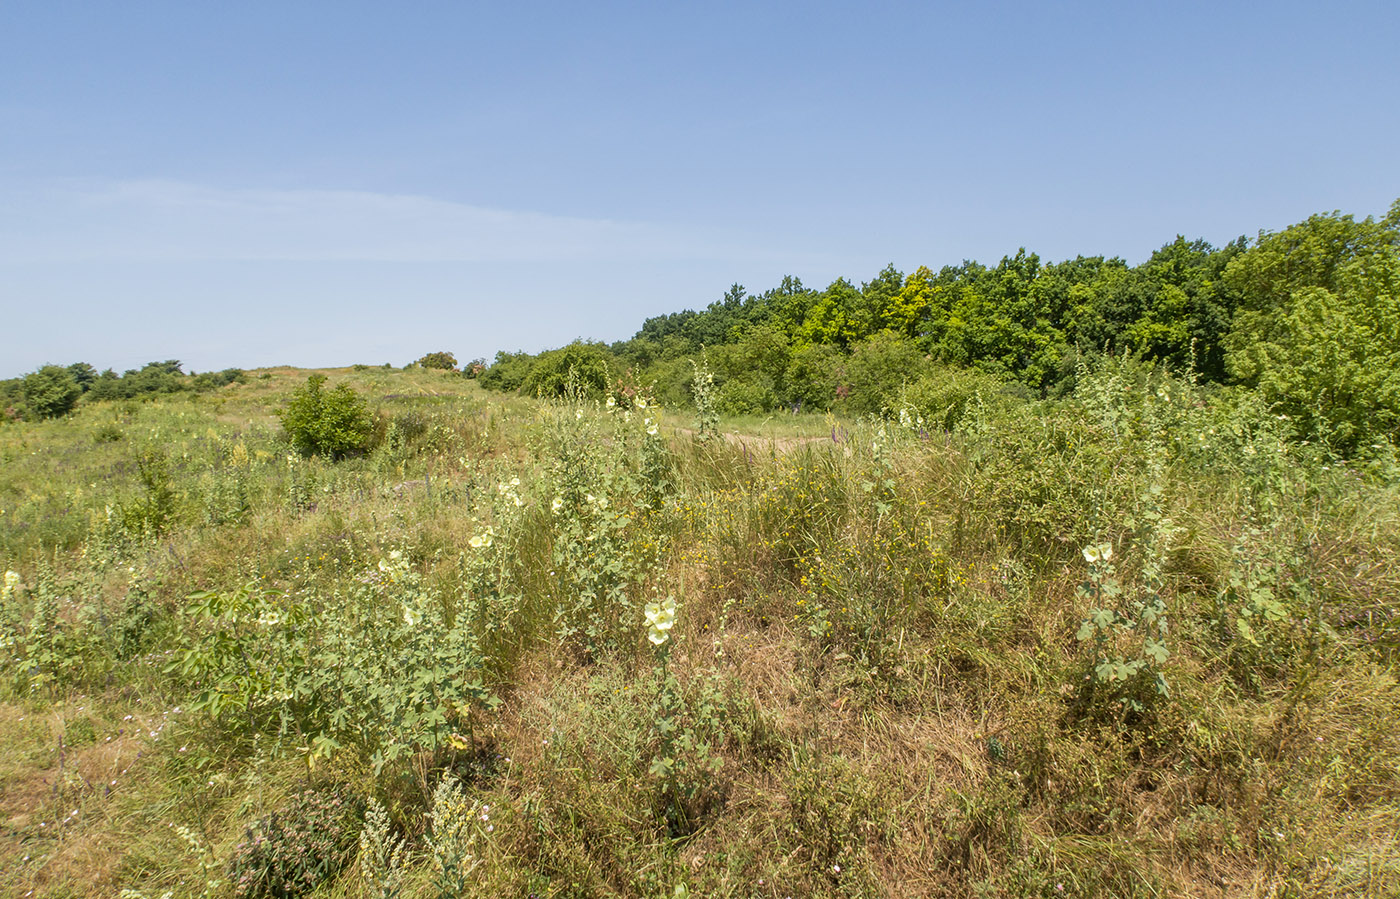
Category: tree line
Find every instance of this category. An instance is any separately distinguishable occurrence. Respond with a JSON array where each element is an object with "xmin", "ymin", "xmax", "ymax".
[
  {"xmin": 480, "ymin": 200, "xmax": 1400, "ymax": 454},
  {"xmin": 1, "ymin": 361, "xmax": 245, "ymax": 420}
]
